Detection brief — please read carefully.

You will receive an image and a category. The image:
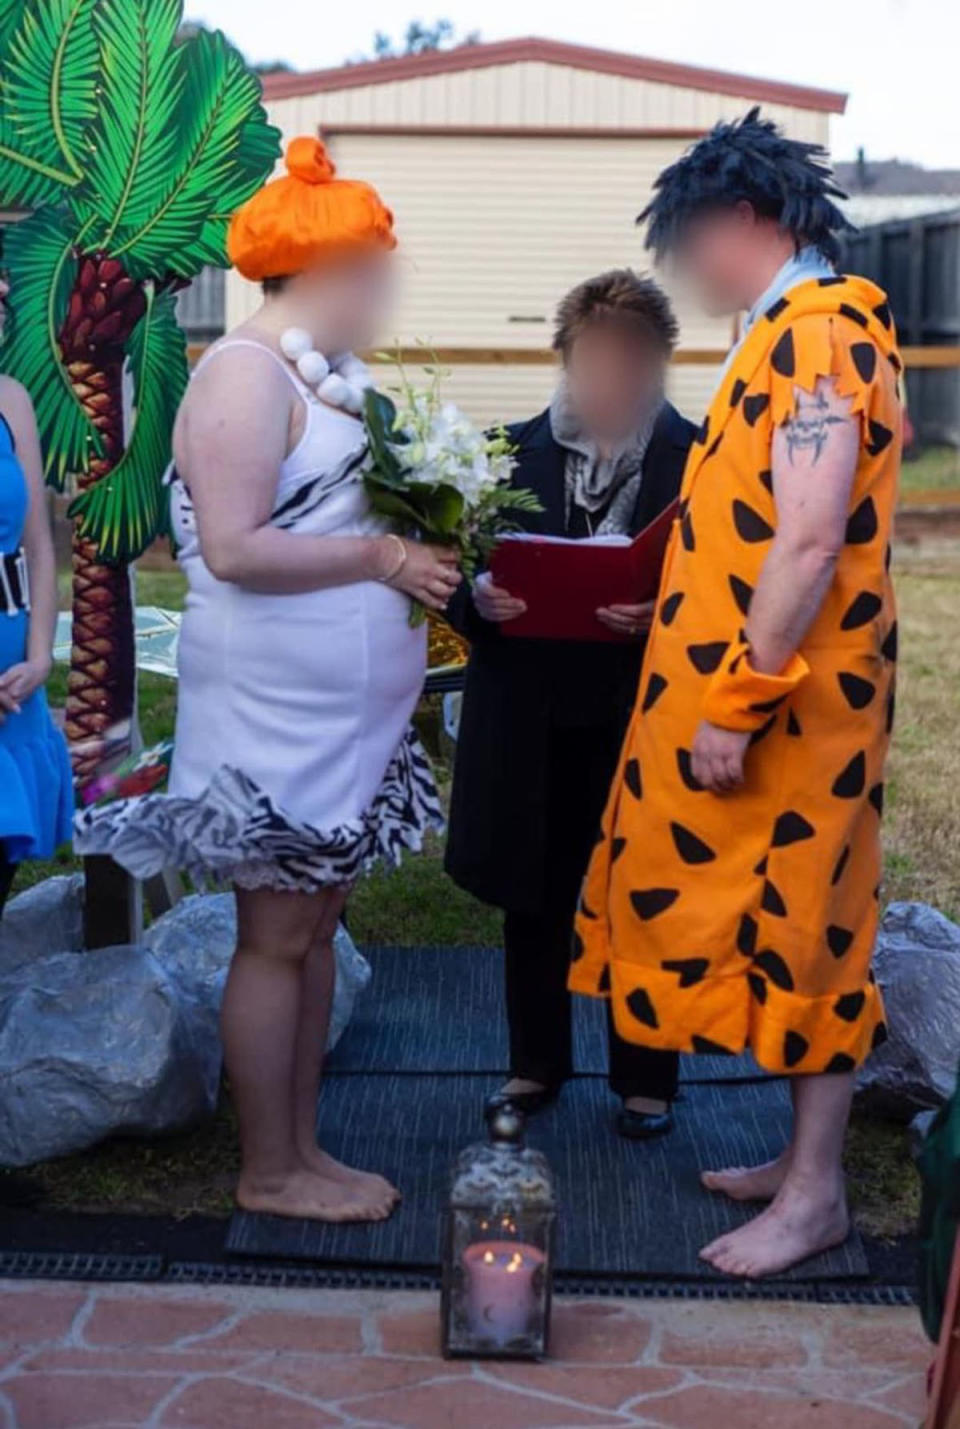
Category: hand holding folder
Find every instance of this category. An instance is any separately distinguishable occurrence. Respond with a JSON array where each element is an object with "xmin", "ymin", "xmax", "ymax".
[{"xmin": 488, "ymin": 498, "xmax": 679, "ymax": 643}]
